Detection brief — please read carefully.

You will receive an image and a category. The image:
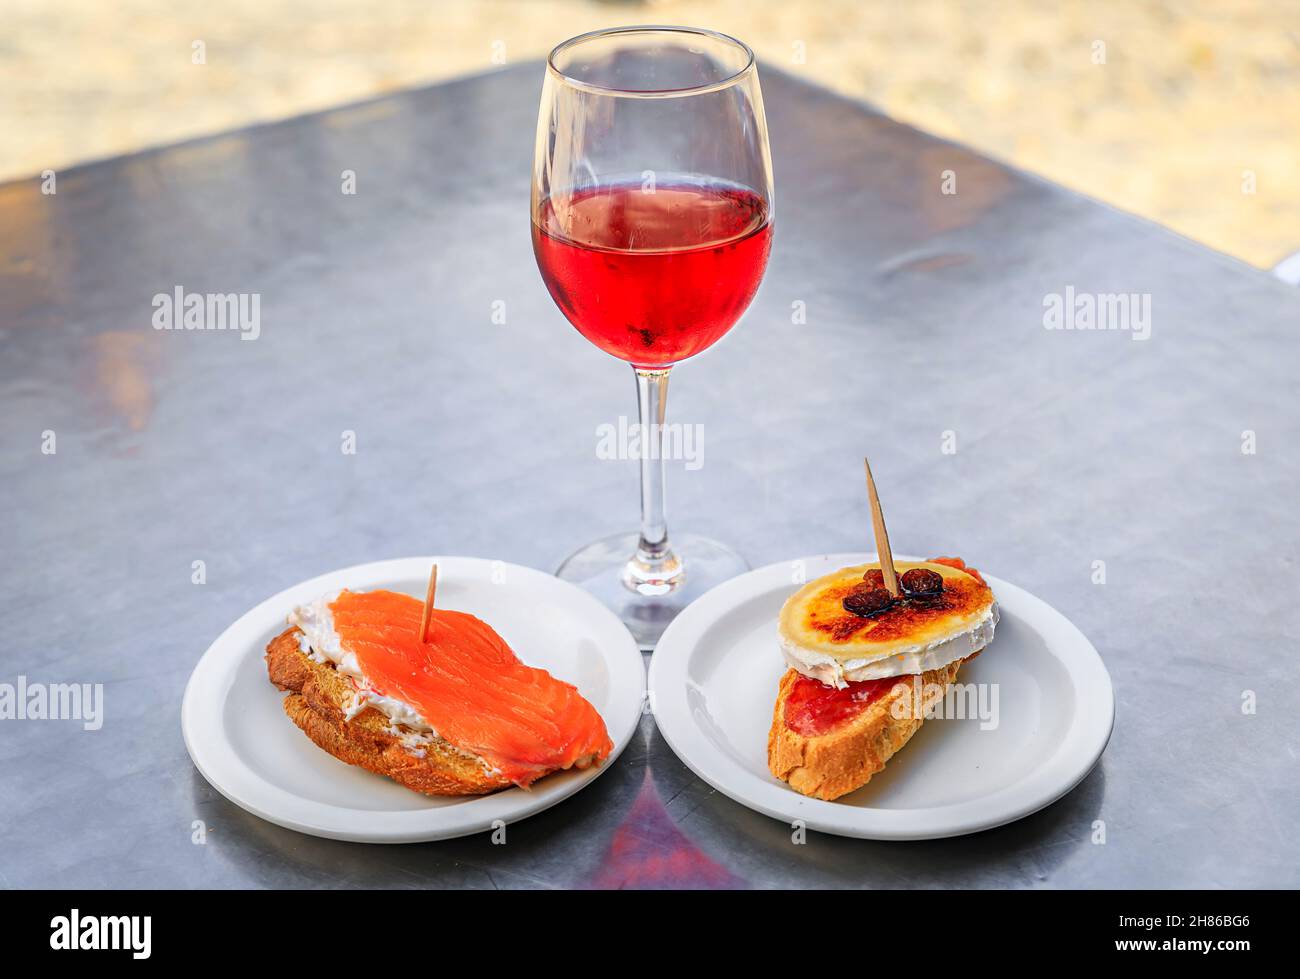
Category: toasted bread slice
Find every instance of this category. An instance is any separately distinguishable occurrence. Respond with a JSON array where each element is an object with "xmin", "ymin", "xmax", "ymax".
[
  {"xmin": 265, "ymin": 627, "xmax": 512, "ymax": 796},
  {"xmin": 767, "ymin": 660, "xmax": 963, "ymax": 801}
]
